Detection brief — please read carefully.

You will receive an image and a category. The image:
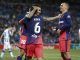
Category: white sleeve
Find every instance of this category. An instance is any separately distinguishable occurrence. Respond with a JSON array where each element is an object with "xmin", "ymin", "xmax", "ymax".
[{"xmin": 9, "ymin": 30, "xmax": 13, "ymax": 36}]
